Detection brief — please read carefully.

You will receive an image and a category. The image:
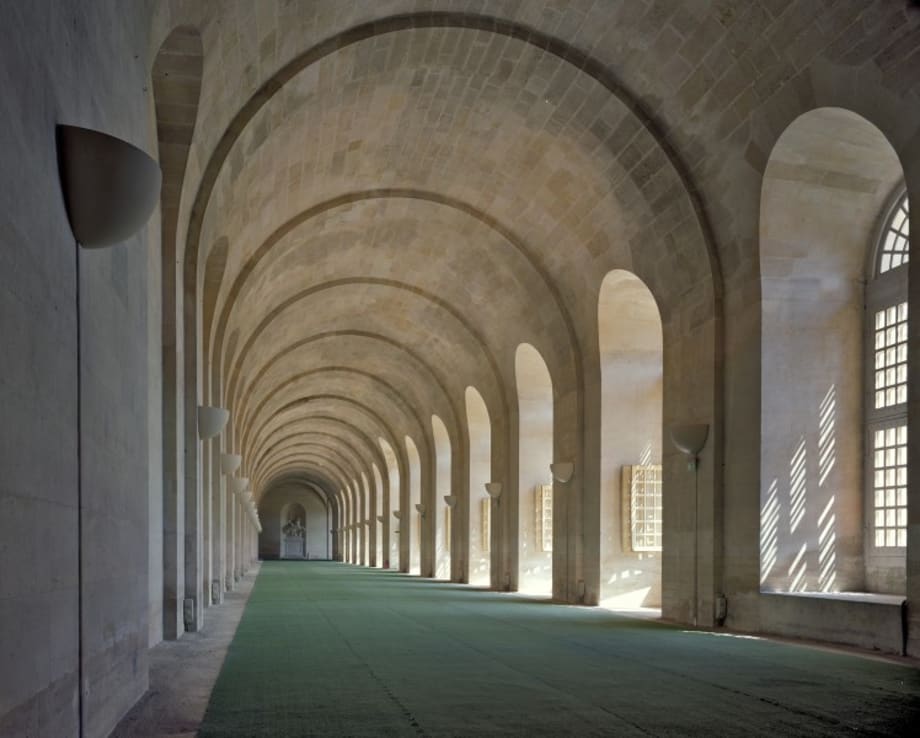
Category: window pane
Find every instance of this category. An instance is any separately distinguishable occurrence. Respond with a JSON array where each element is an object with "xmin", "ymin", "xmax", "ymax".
[
  {"xmin": 871, "ymin": 423, "xmax": 908, "ymax": 549},
  {"xmin": 877, "ymin": 193, "xmax": 910, "ymax": 275}
]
